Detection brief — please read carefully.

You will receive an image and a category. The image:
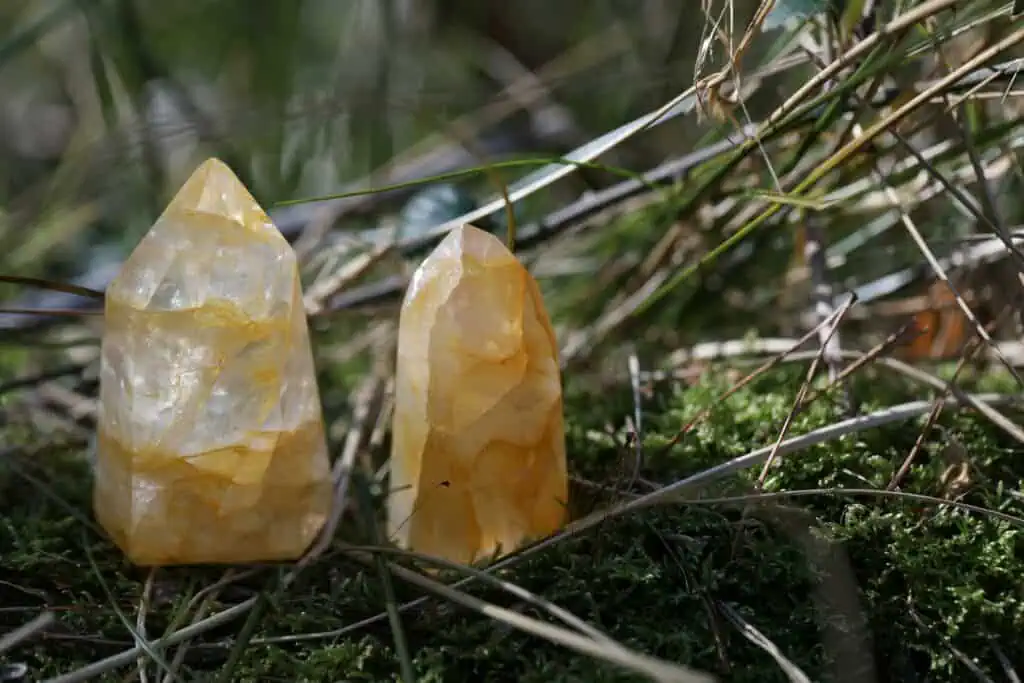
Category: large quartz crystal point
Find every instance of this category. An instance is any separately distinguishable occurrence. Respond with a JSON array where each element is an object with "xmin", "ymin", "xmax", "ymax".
[
  {"xmin": 95, "ymin": 158, "xmax": 332, "ymax": 566},
  {"xmin": 389, "ymin": 224, "xmax": 569, "ymax": 565}
]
